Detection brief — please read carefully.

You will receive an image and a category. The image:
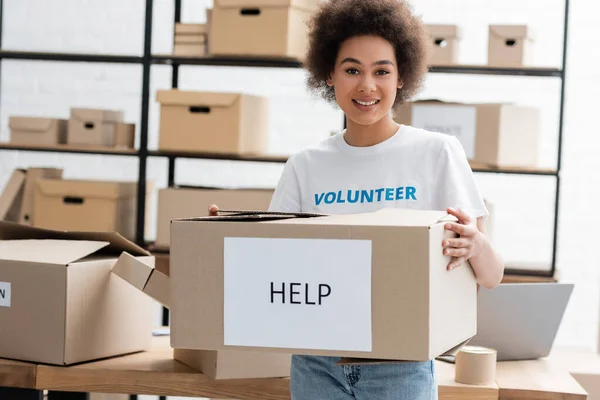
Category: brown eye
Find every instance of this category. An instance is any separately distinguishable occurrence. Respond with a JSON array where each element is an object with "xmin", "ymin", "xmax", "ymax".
[
  {"xmin": 375, "ymin": 69, "xmax": 390, "ymax": 75},
  {"xmin": 345, "ymin": 68, "xmax": 360, "ymax": 75}
]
